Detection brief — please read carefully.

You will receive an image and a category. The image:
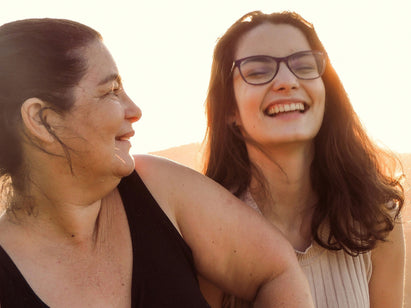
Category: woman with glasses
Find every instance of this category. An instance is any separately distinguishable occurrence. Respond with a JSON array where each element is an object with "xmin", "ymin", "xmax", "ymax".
[
  {"xmin": 200, "ymin": 11, "xmax": 405, "ymax": 308},
  {"xmin": 0, "ymin": 18, "xmax": 315, "ymax": 307}
]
